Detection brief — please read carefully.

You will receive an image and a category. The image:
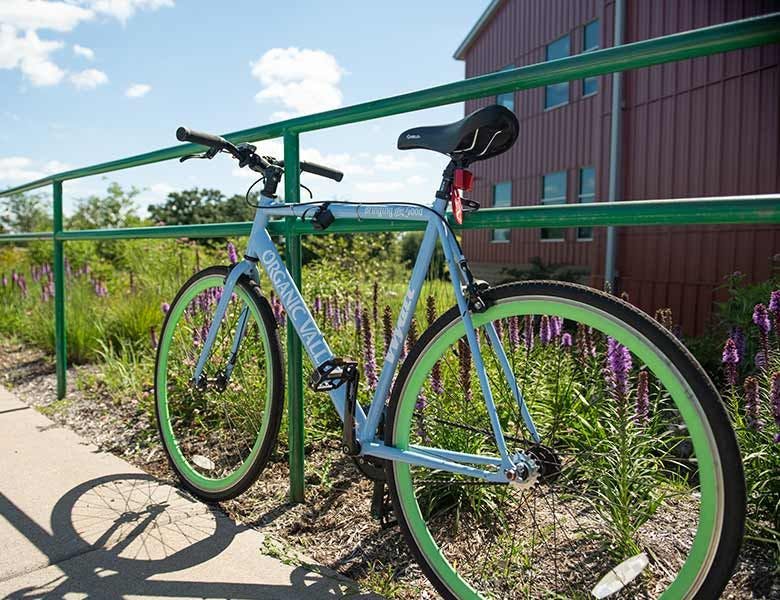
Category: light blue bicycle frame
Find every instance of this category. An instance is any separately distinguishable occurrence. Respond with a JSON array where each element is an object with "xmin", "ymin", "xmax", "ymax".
[{"xmin": 193, "ymin": 192, "xmax": 540, "ymax": 484}]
